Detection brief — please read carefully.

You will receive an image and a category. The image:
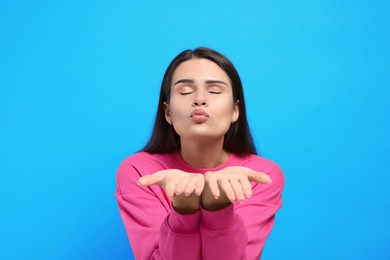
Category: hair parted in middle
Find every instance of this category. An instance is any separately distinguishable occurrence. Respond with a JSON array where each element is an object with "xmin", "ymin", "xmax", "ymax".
[{"xmin": 141, "ymin": 47, "xmax": 258, "ymax": 155}]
